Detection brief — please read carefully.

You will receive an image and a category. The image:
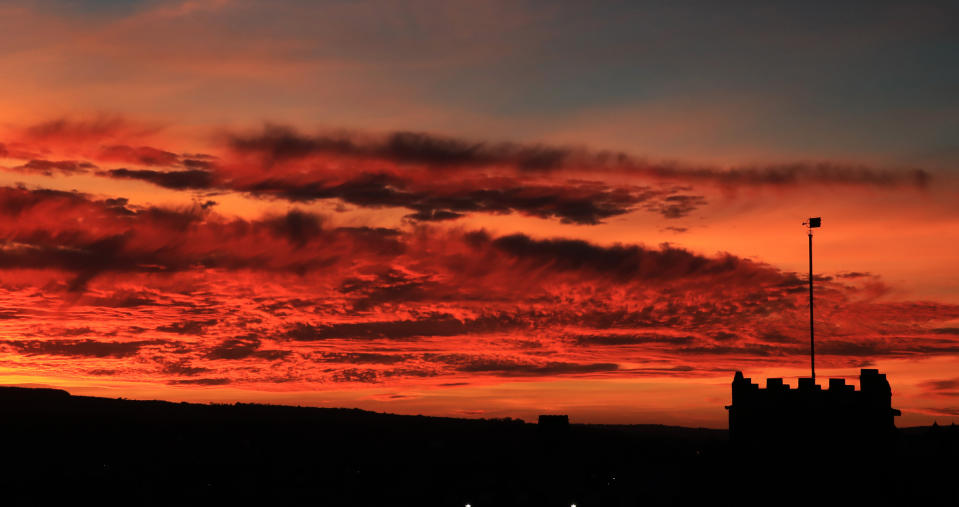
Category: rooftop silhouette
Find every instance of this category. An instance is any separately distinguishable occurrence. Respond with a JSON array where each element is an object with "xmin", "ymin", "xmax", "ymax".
[{"xmin": 726, "ymin": 368, "xmax": 900, "ymax": 448}]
